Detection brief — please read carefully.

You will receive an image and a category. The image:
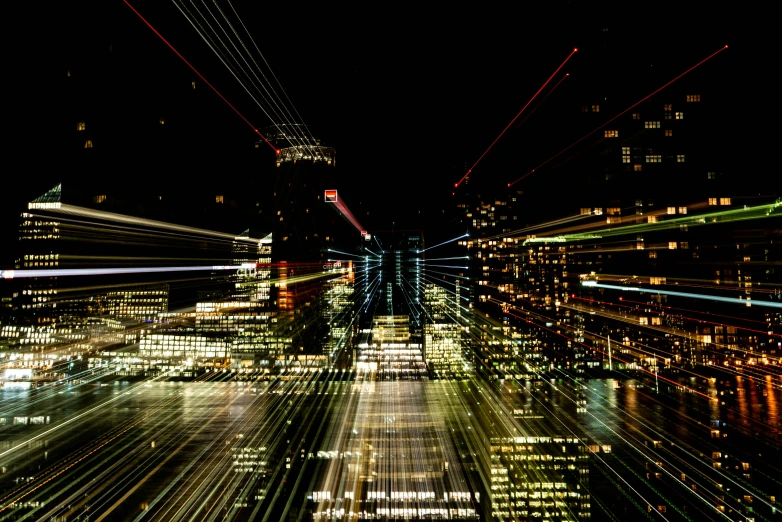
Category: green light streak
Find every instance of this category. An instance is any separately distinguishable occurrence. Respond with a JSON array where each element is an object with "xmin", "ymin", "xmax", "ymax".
[{"xmin": 525, "ymin": 200, "xmax": 780, "ymax": 244}]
